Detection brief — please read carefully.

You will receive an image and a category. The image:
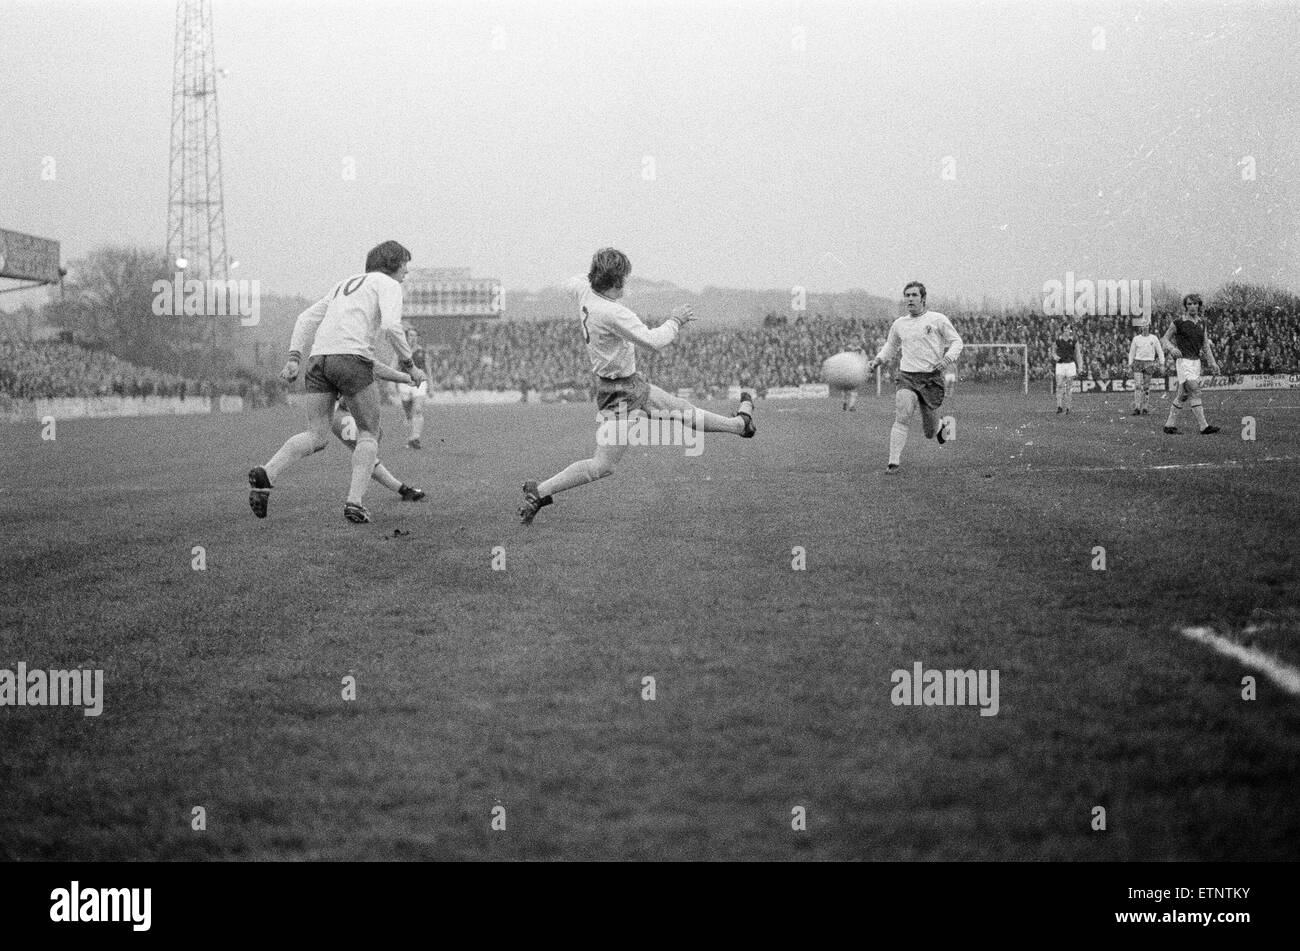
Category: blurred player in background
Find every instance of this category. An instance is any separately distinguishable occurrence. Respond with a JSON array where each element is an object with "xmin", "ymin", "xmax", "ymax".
[
  {"xmin": 1161, "ymin": 293, "xmax": 1221, "ymax": 435},
  {"xmin": 1053, "ymin": 322, "xmax": 1084, "ymax": 414},
  {"xmin": 1127, "ymin": 321, "xmax": 1165, "ymax": 416},
  {"xmin": 248, "ymin": 240, "xmax": 423, "ymax": 524},
  {"xmin": 518, "ymin": 247, "xmax": 756, "ymax": 525},
  {"xmin": 863, "ymin": 281, "xmax": 963, "ymax": 472},
  {"xmin": 398, "ymin": 326, "xmax": 431, "ymax": 449}
]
